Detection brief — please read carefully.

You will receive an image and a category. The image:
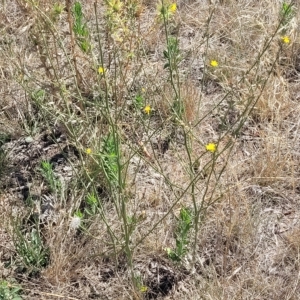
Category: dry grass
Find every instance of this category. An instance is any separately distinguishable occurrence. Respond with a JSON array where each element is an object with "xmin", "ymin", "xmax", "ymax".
[{"xmin": 1, "ymin": 0, "xmax": 300, "ymax": 299}]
